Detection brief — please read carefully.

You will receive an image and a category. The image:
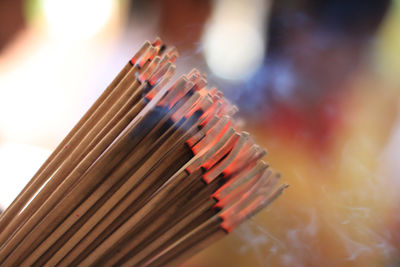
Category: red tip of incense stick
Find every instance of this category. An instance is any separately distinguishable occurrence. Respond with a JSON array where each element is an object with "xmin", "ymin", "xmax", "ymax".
[
  {"xmin": 130, "ymin": 41, "xmax": 151, "ymax": 65},
  {"xmin": 137, "ymin": 57, "xmax": 161, "ymax": 84},
  {"xmin": 152, "ymin": 37, "xmax": 163, "ymax": 47}
]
